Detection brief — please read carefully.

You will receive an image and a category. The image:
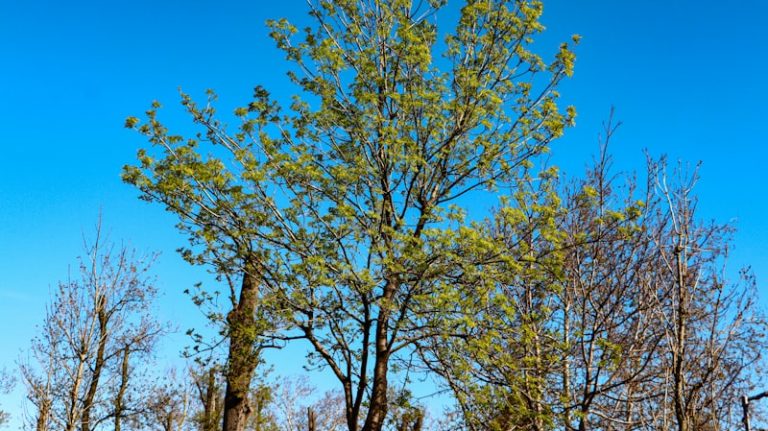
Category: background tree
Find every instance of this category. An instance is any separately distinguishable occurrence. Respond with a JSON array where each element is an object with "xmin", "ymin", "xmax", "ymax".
[
  {"xmin": 553, "ymin": 121, "xmax": 661, "ymax": 431},
  {"xmin": 642, "ymin": 160, "xmax": 766, "ymax": 431},
  {"xmin": 143, "ymin": 369, "xmax": 193, "ymax": 431},
  {"xmin": 417, "ymin": 121, "xmax": 768, "ymax": 431},
  {"xmin": 0, "ymin": 369, "xmax": 13, "ymax": 427},
  {"xmin": 270, "ymin": 376, "xmax": 313, "ymax": 431},
  {"xmin": 267, "ymin": 376, "xmax": 345, "ymax": 431},
  {"xmin": 190, "ymin": 365, "xmax": 225, "ymax": 431},
  {"xmin": 385, "ymin": 389, "xmax": 425, "ymax": 431},
  {"xmin": 306, "ymin": 390, "xmax": 346, "ymax": 431},
  {"xmin": 124, "ymin": 1, "xmax": 576, "ymax": 430},
  {"xmin": 186, "ymin": 361, "xmax": 280, "ymax": 431},
  {"xmin": 245, "ymin": 382, "xmax": 277, "ymax": 431},
  {"xmin": 415, "ymin": 164, "xmax": 565, "ymax": 431},
  {"xmin": 20, "ymin": 225, "xmax": 163, "ymax": 431}
]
